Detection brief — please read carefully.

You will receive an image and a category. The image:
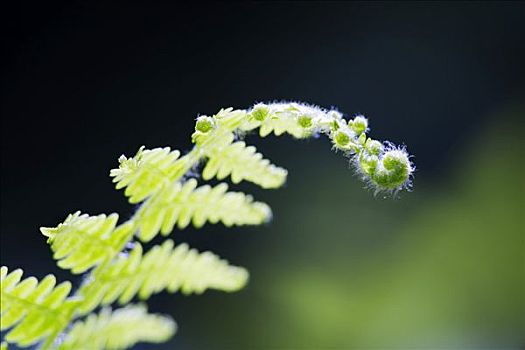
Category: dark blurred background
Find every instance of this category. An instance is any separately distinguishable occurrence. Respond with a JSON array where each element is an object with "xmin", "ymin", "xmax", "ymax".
[{"xmin": 1, "ymin": 1, "xmax": 524, "ymax": 349}]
